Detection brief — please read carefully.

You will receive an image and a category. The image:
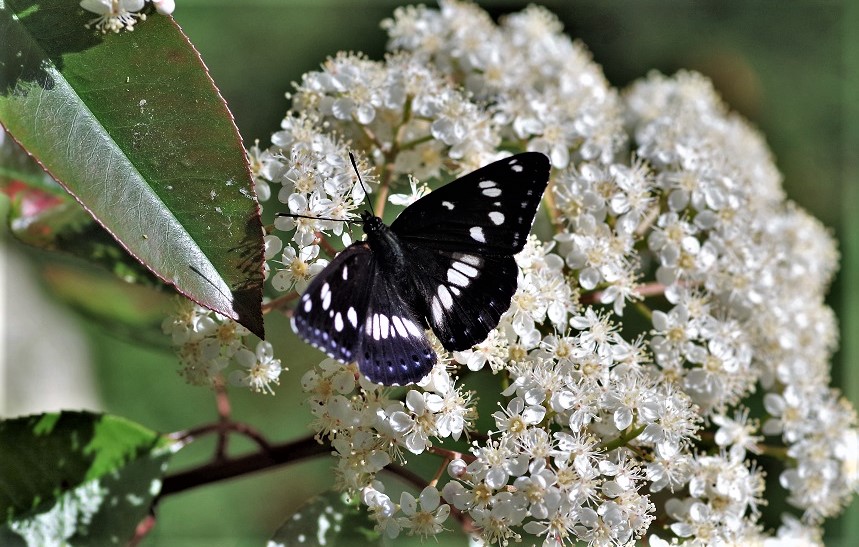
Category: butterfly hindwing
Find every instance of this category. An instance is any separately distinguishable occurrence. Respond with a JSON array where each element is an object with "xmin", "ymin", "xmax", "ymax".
[
  {"xmin": 390, "ymin": 152, "xmax": 551, "ymax": 254},
  {"xmin": 358, "ymin": 274, "xmax": 436, "ymax": 385},
  {"xmin": 291, "ymin": 243, "xmax": 373, "ymax": 365},
  {"xmin": 291, "ymin": 242, "xmax": 435, "ymax": 385}
]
